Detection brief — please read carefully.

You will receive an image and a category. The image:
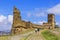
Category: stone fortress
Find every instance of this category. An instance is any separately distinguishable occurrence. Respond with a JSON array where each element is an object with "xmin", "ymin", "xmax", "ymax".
[{"xmin": 11, "ymin": 7, "xmax": 55, "ymax": 34}]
